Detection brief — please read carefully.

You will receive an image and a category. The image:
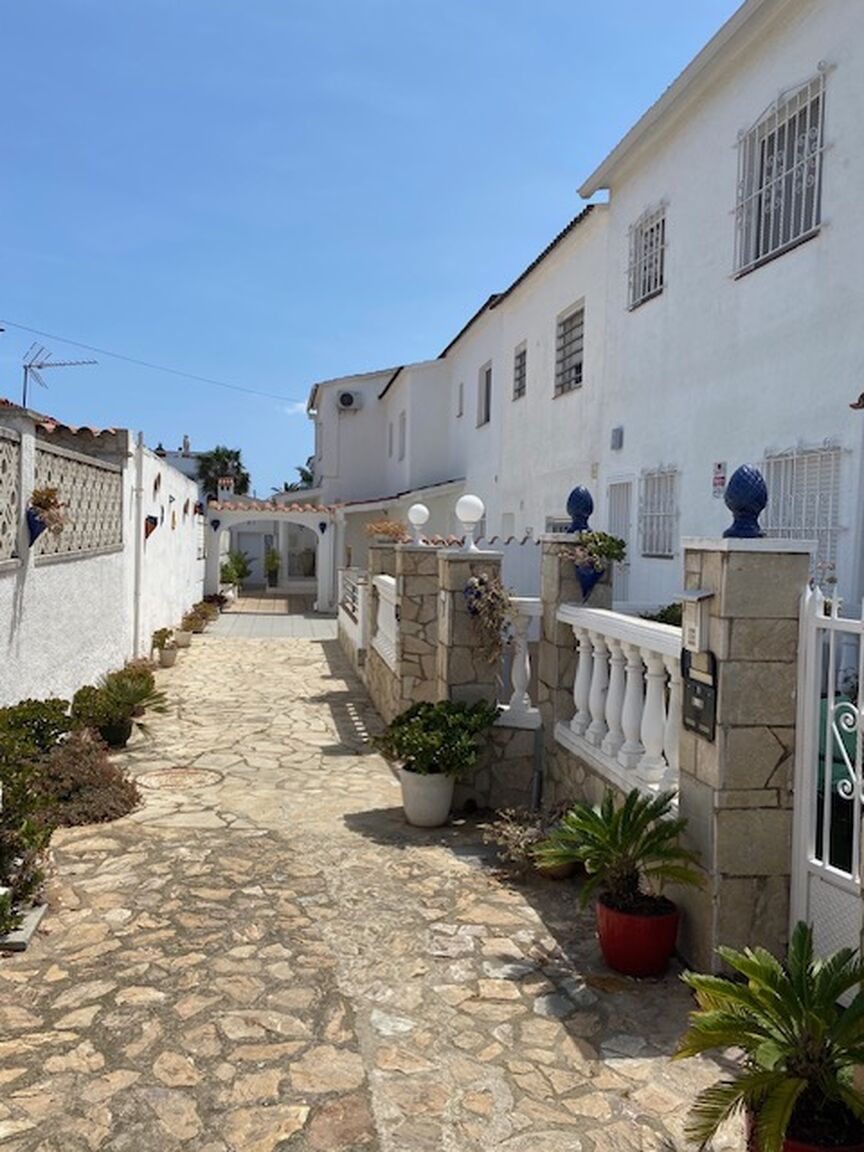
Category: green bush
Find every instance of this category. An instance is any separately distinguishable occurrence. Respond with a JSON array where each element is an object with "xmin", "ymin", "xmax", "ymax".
[
  {"xmin": 640, "ymin": 602, "xmax": 683, "ymax": 627},
  {"xmin": 372, "ymin": 700, "xmax": 500, "ymax": 778},
  {"xmin": 0, "ymin": 730, "xmax": 54, "ymax": 935},
  {"xmin": 0, "ymin": 697, "xmax": 72, "ymax": 755}
]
